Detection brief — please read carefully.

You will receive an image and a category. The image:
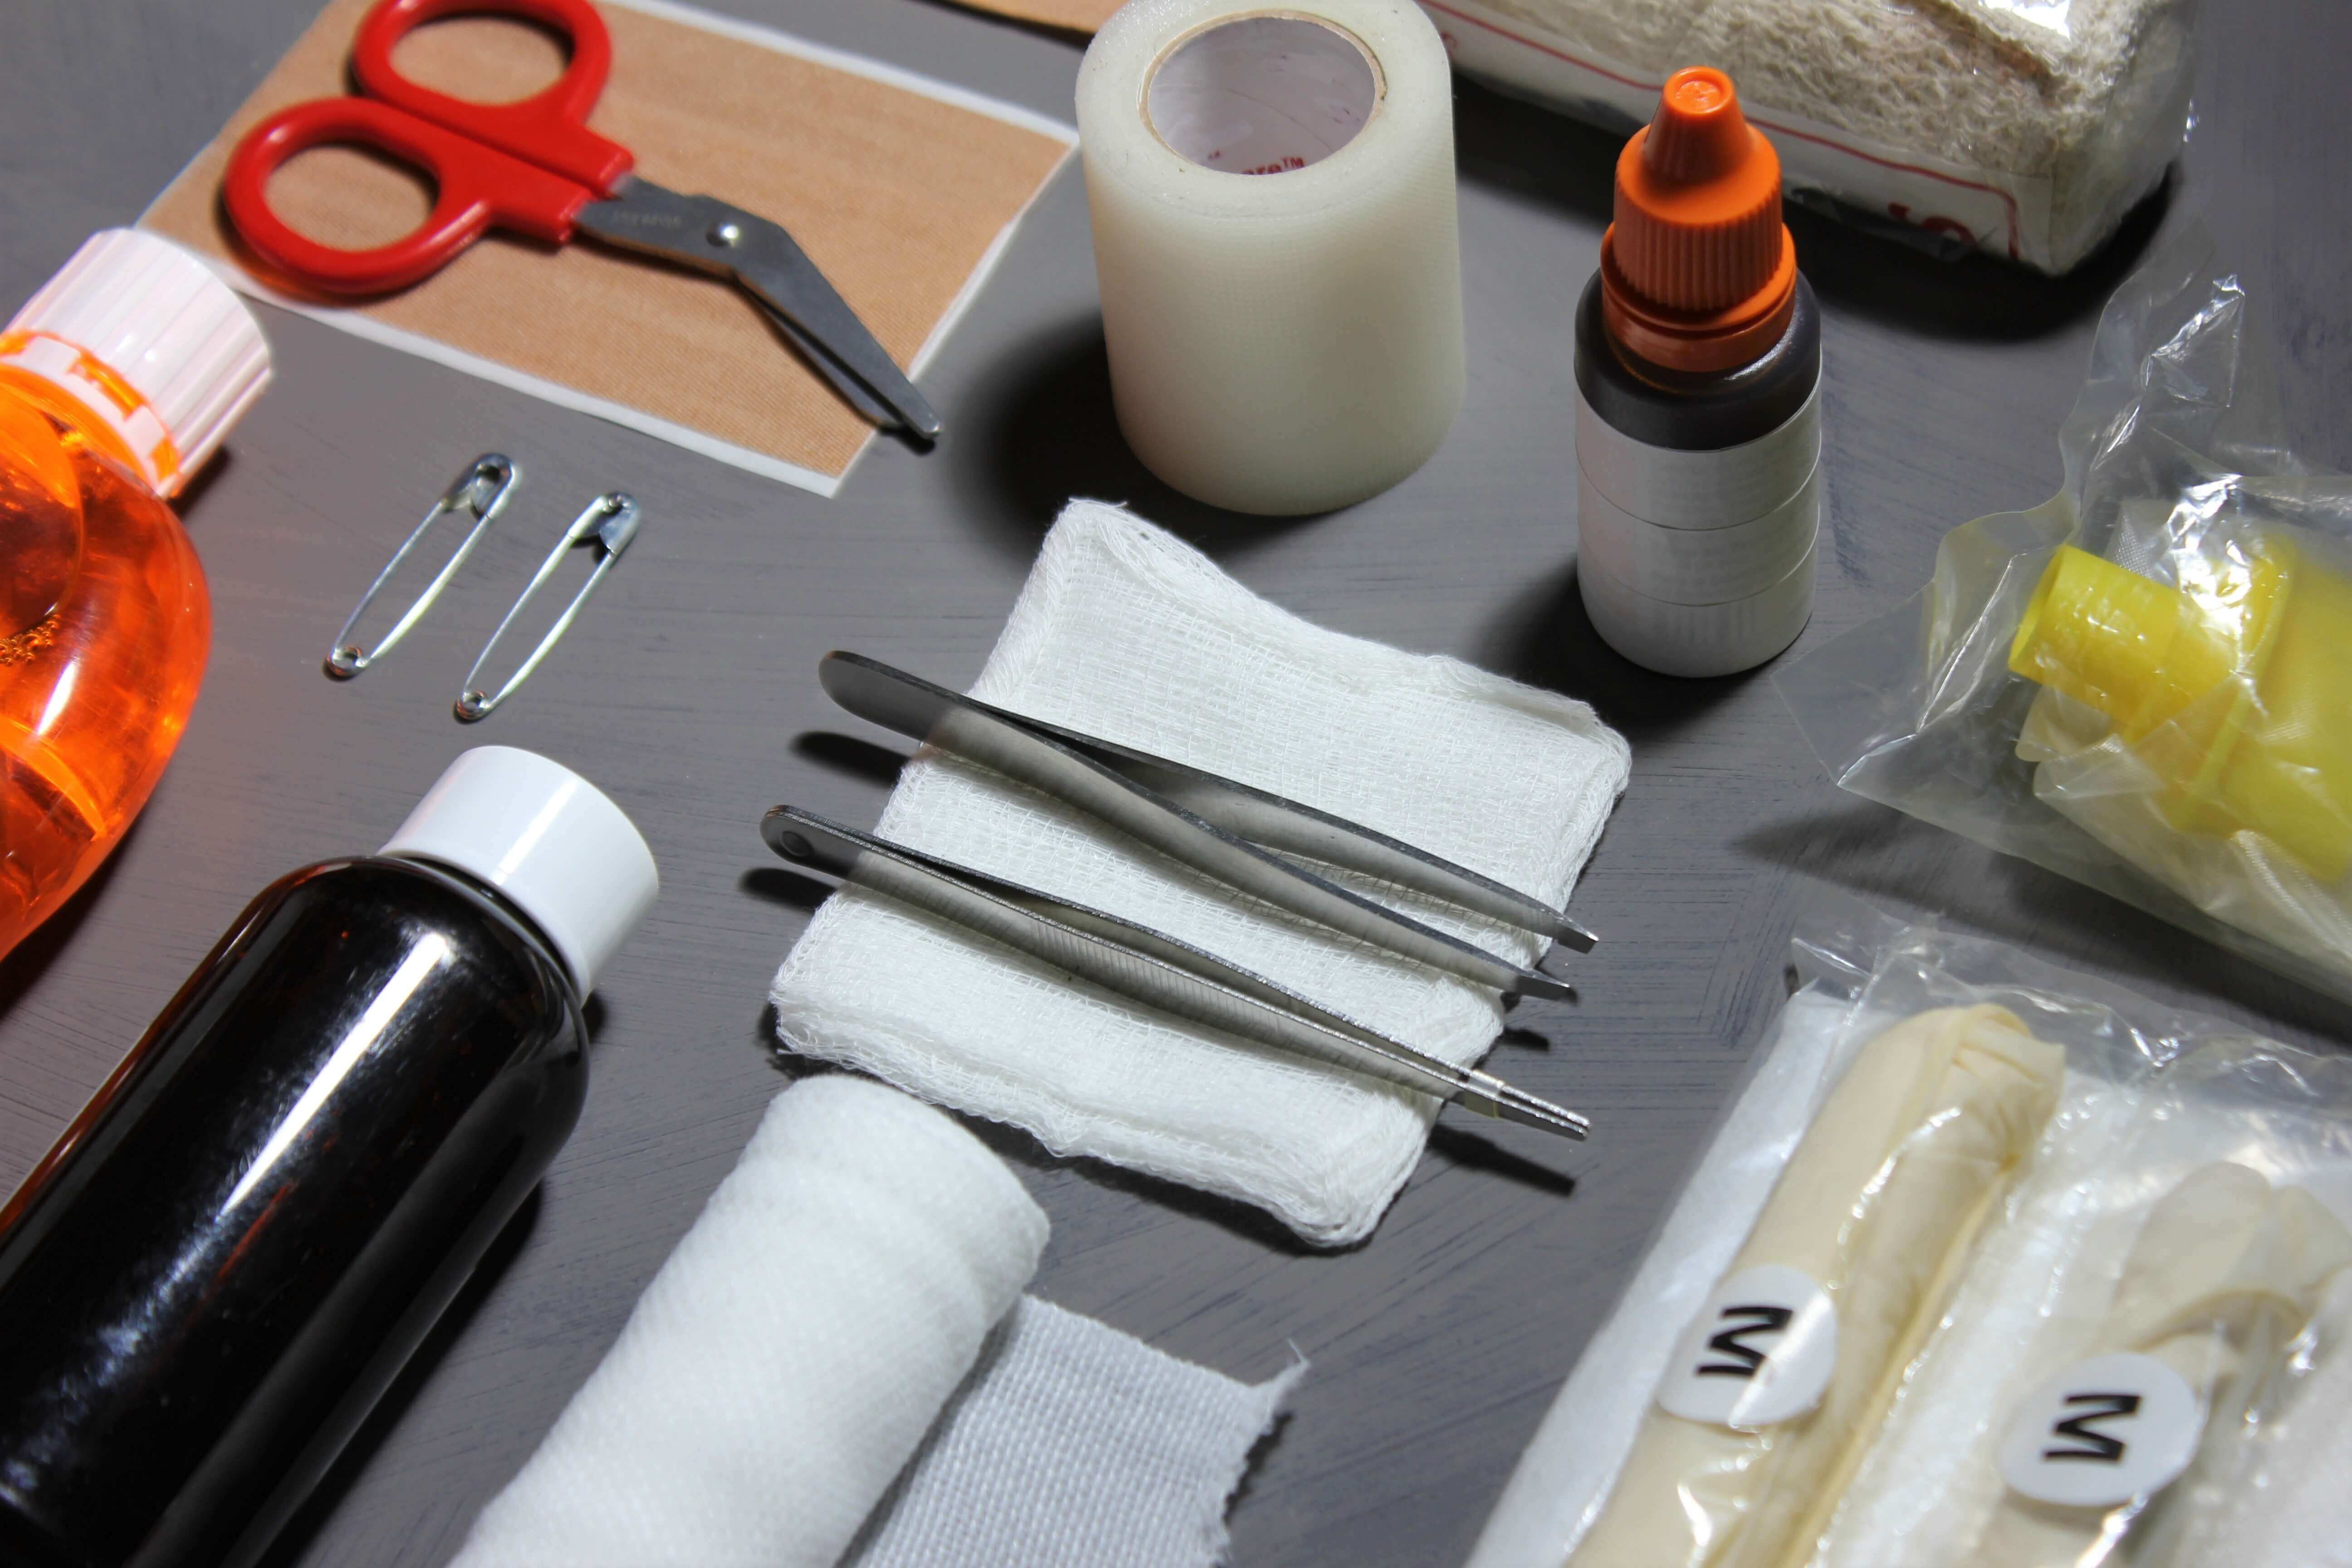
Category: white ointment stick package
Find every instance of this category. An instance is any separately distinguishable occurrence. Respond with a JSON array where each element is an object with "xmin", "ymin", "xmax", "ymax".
[
  {"xmin": 1471, "ymin": 899, "xmax": 2352, "ymax": 1568},
  {"xmin": 1076, "ymin": 0, "xmax": 1464, "ymax": 515}
]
